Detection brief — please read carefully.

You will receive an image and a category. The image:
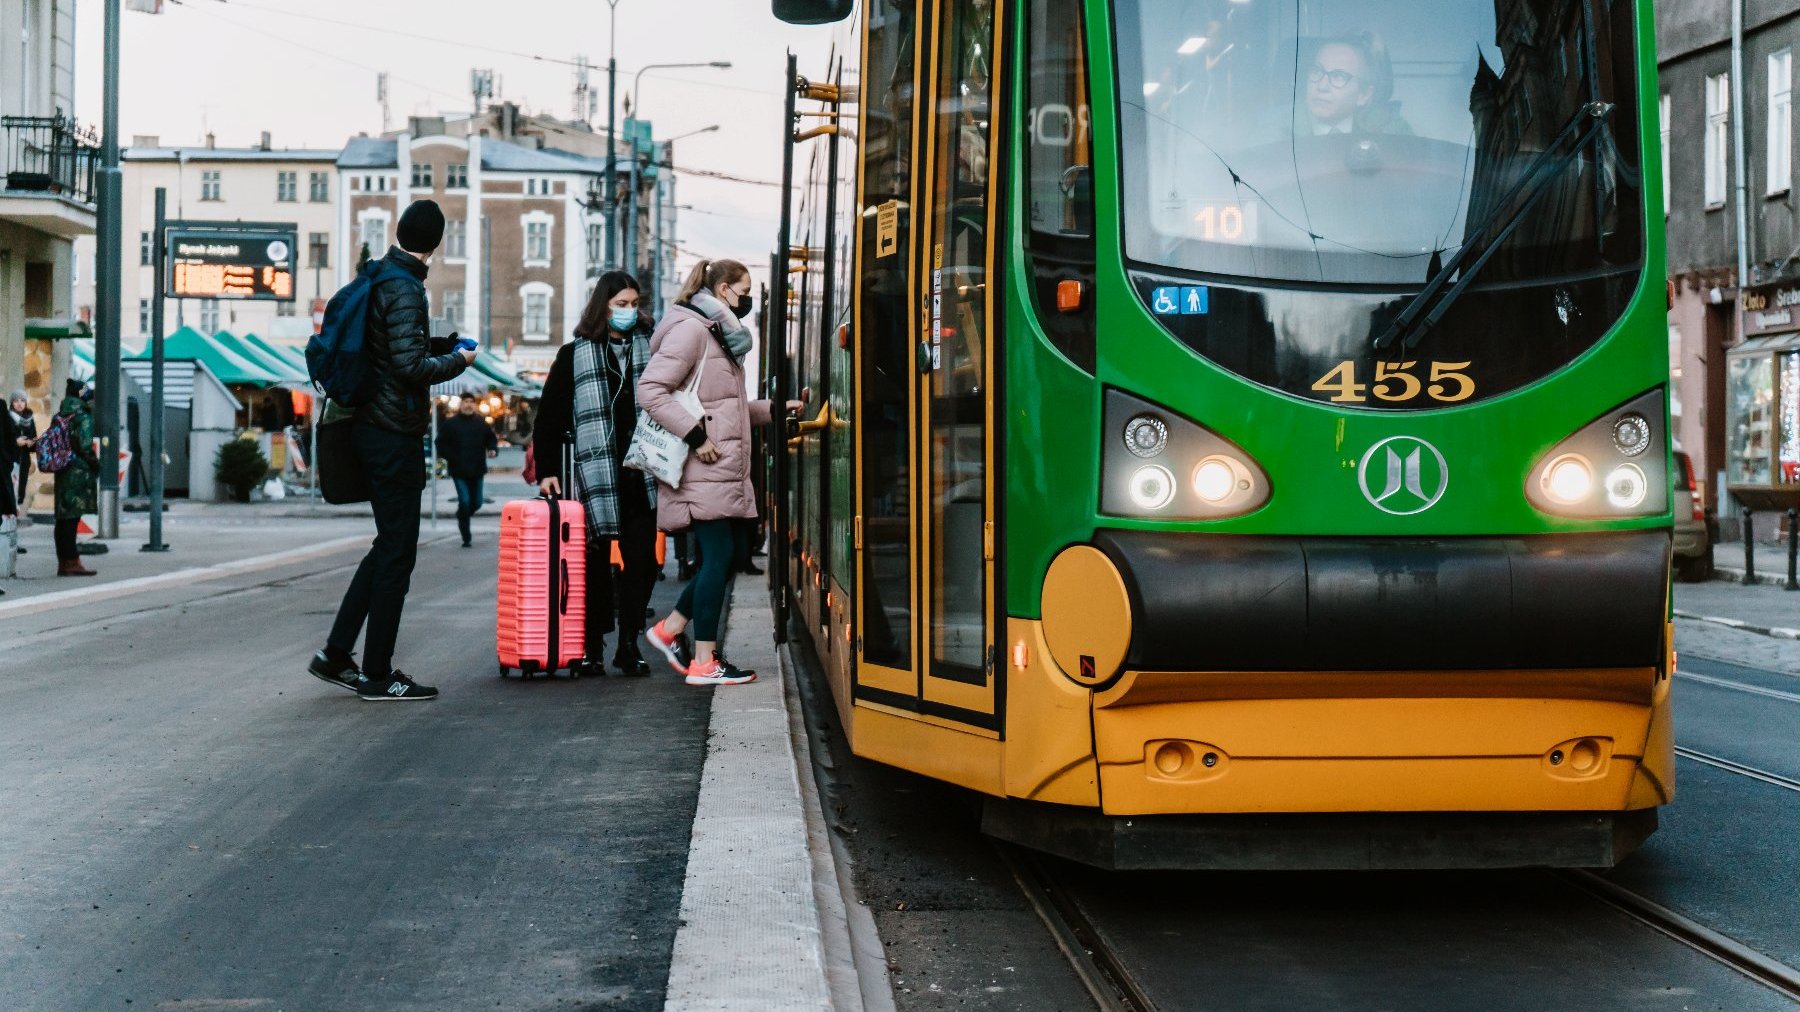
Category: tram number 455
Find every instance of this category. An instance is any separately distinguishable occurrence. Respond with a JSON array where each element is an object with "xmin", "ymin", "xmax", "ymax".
[{"xmin": 1311, "ymin": 360, "xmax": 1475, "ymax": 404}]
